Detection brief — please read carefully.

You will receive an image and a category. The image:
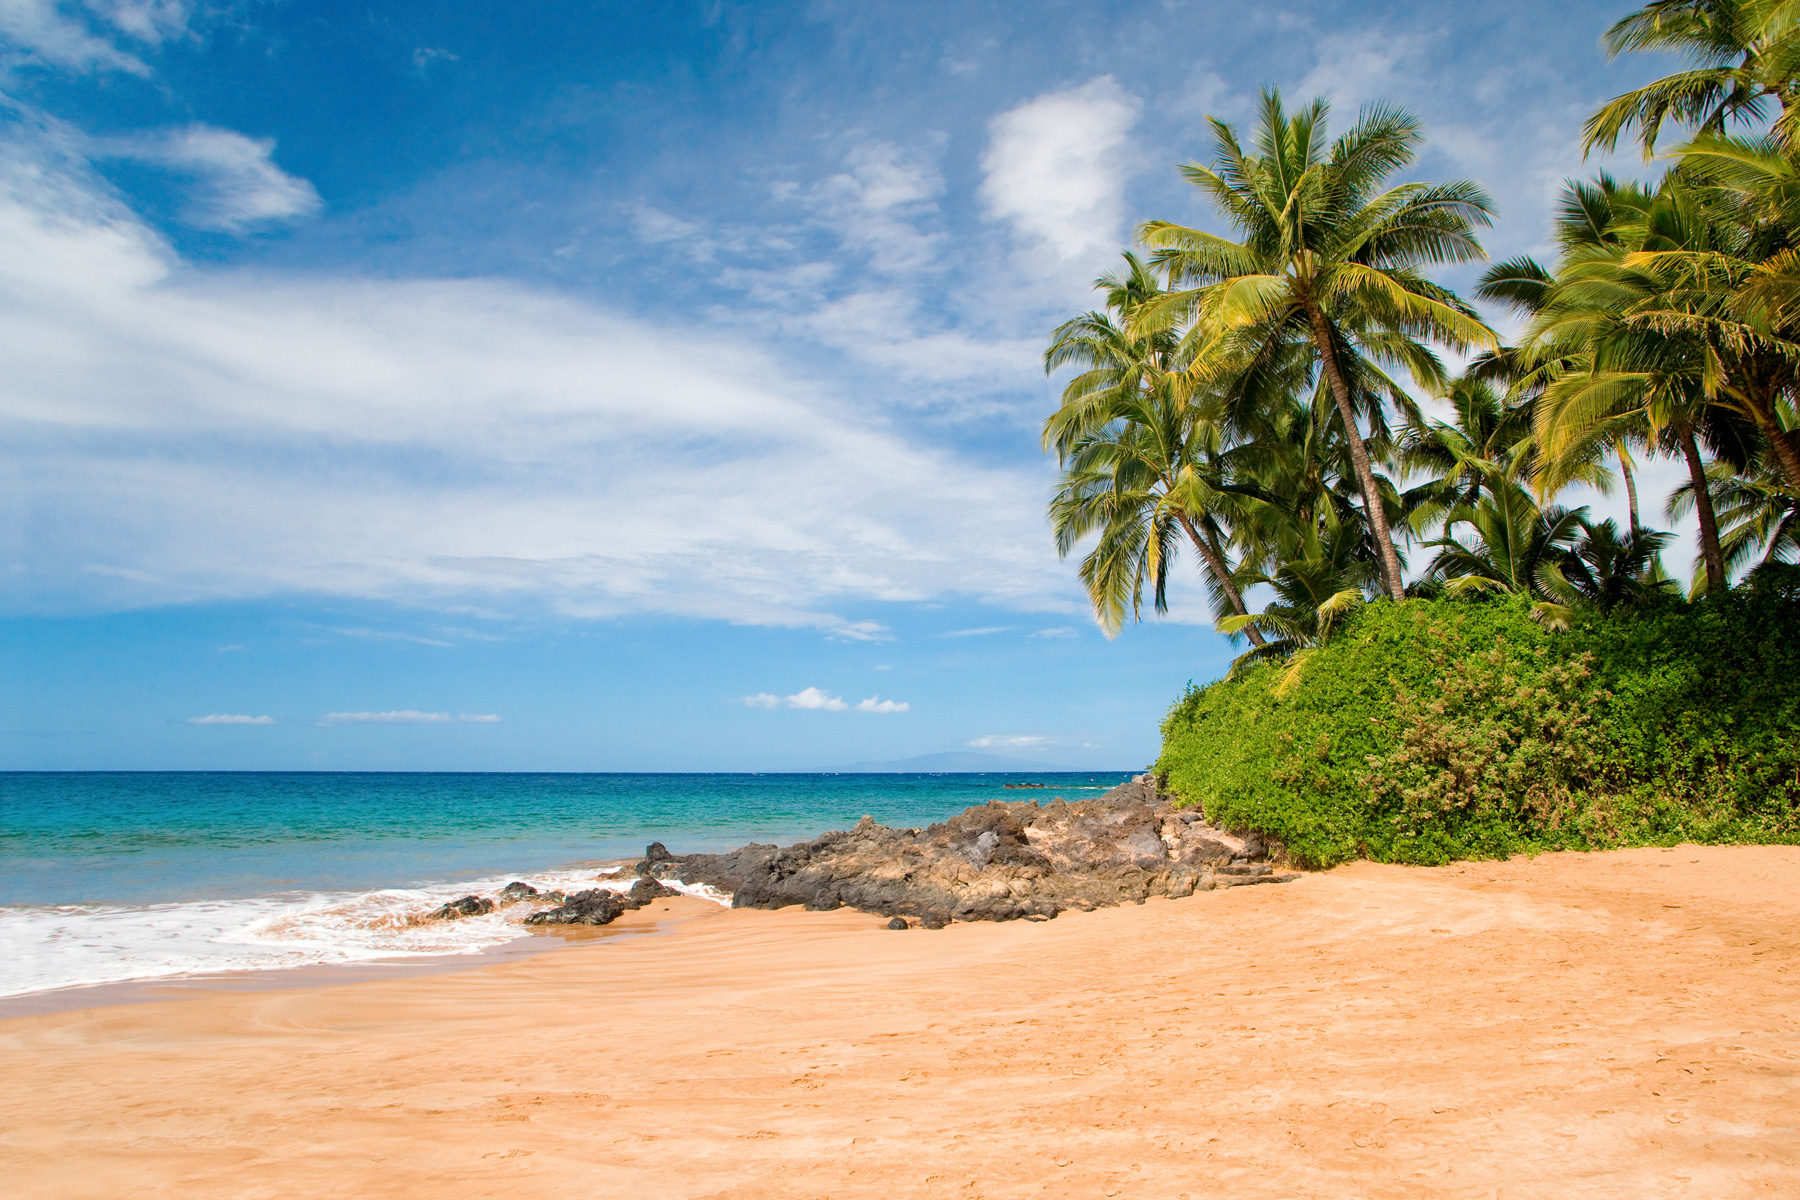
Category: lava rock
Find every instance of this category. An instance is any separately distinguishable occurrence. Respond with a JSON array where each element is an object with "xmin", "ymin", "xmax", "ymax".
[
  {"xmin": 499, "ymin": 881, "xmax": 538, "ymax": 900},
  {"xmin": 631, "ymin": 781, "xmax": 1287, "ymax": 925},
  {"xmin": 885, "ymin": 916, "xmax": 910, "ymax": 930},
  {"xmin": 430, "ymin": 895, "xmax": 496, "ymax": 920},
  {"xmin": 523, "ymin": 888, "xmax": 628, "ymax": 926},
  {"xmin": 627, "ymin": 877, "xmax": 679, "ymax": 906}
]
